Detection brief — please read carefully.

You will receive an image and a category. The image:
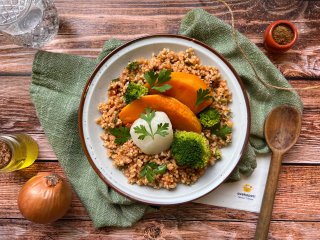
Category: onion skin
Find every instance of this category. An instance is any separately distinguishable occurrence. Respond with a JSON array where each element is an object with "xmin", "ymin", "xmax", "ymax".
[{"xmin": 18, "ymin": 172, "xmax": 72, "ymax": 224}]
